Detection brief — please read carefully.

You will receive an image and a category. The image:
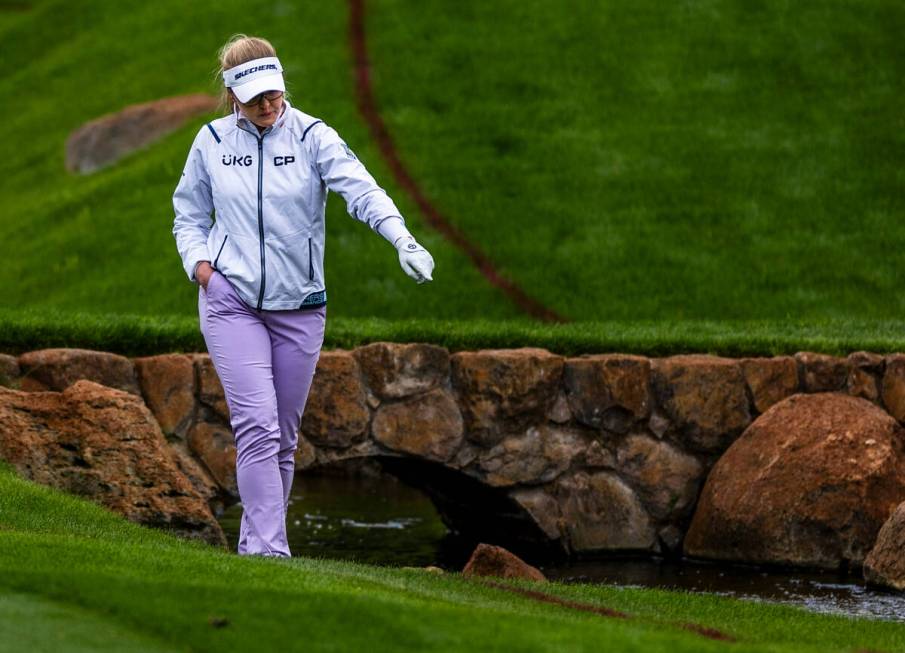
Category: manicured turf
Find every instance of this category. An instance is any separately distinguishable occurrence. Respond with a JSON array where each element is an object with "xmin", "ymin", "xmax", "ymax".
[
  {"xmin": 367, "ymin": 0, "xmax": 905, "ymax": 321},
  {"xmin": 0, "ymin": 0, "xmax": 519, "ymax": 320},
  {"xmin": 1, "ymin": 463, "xmax": 904, "ymax": 652},
  {"xmin": 5, "ymin": 308, "xmax": 905, "ymax": 358},
  {"xmin": 3, "ymin": 0, "xmax": 904, "ymax": 331},
  {"xmin": 0, "ymin": 591, "xmax": 177, "ymax": 653}
]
